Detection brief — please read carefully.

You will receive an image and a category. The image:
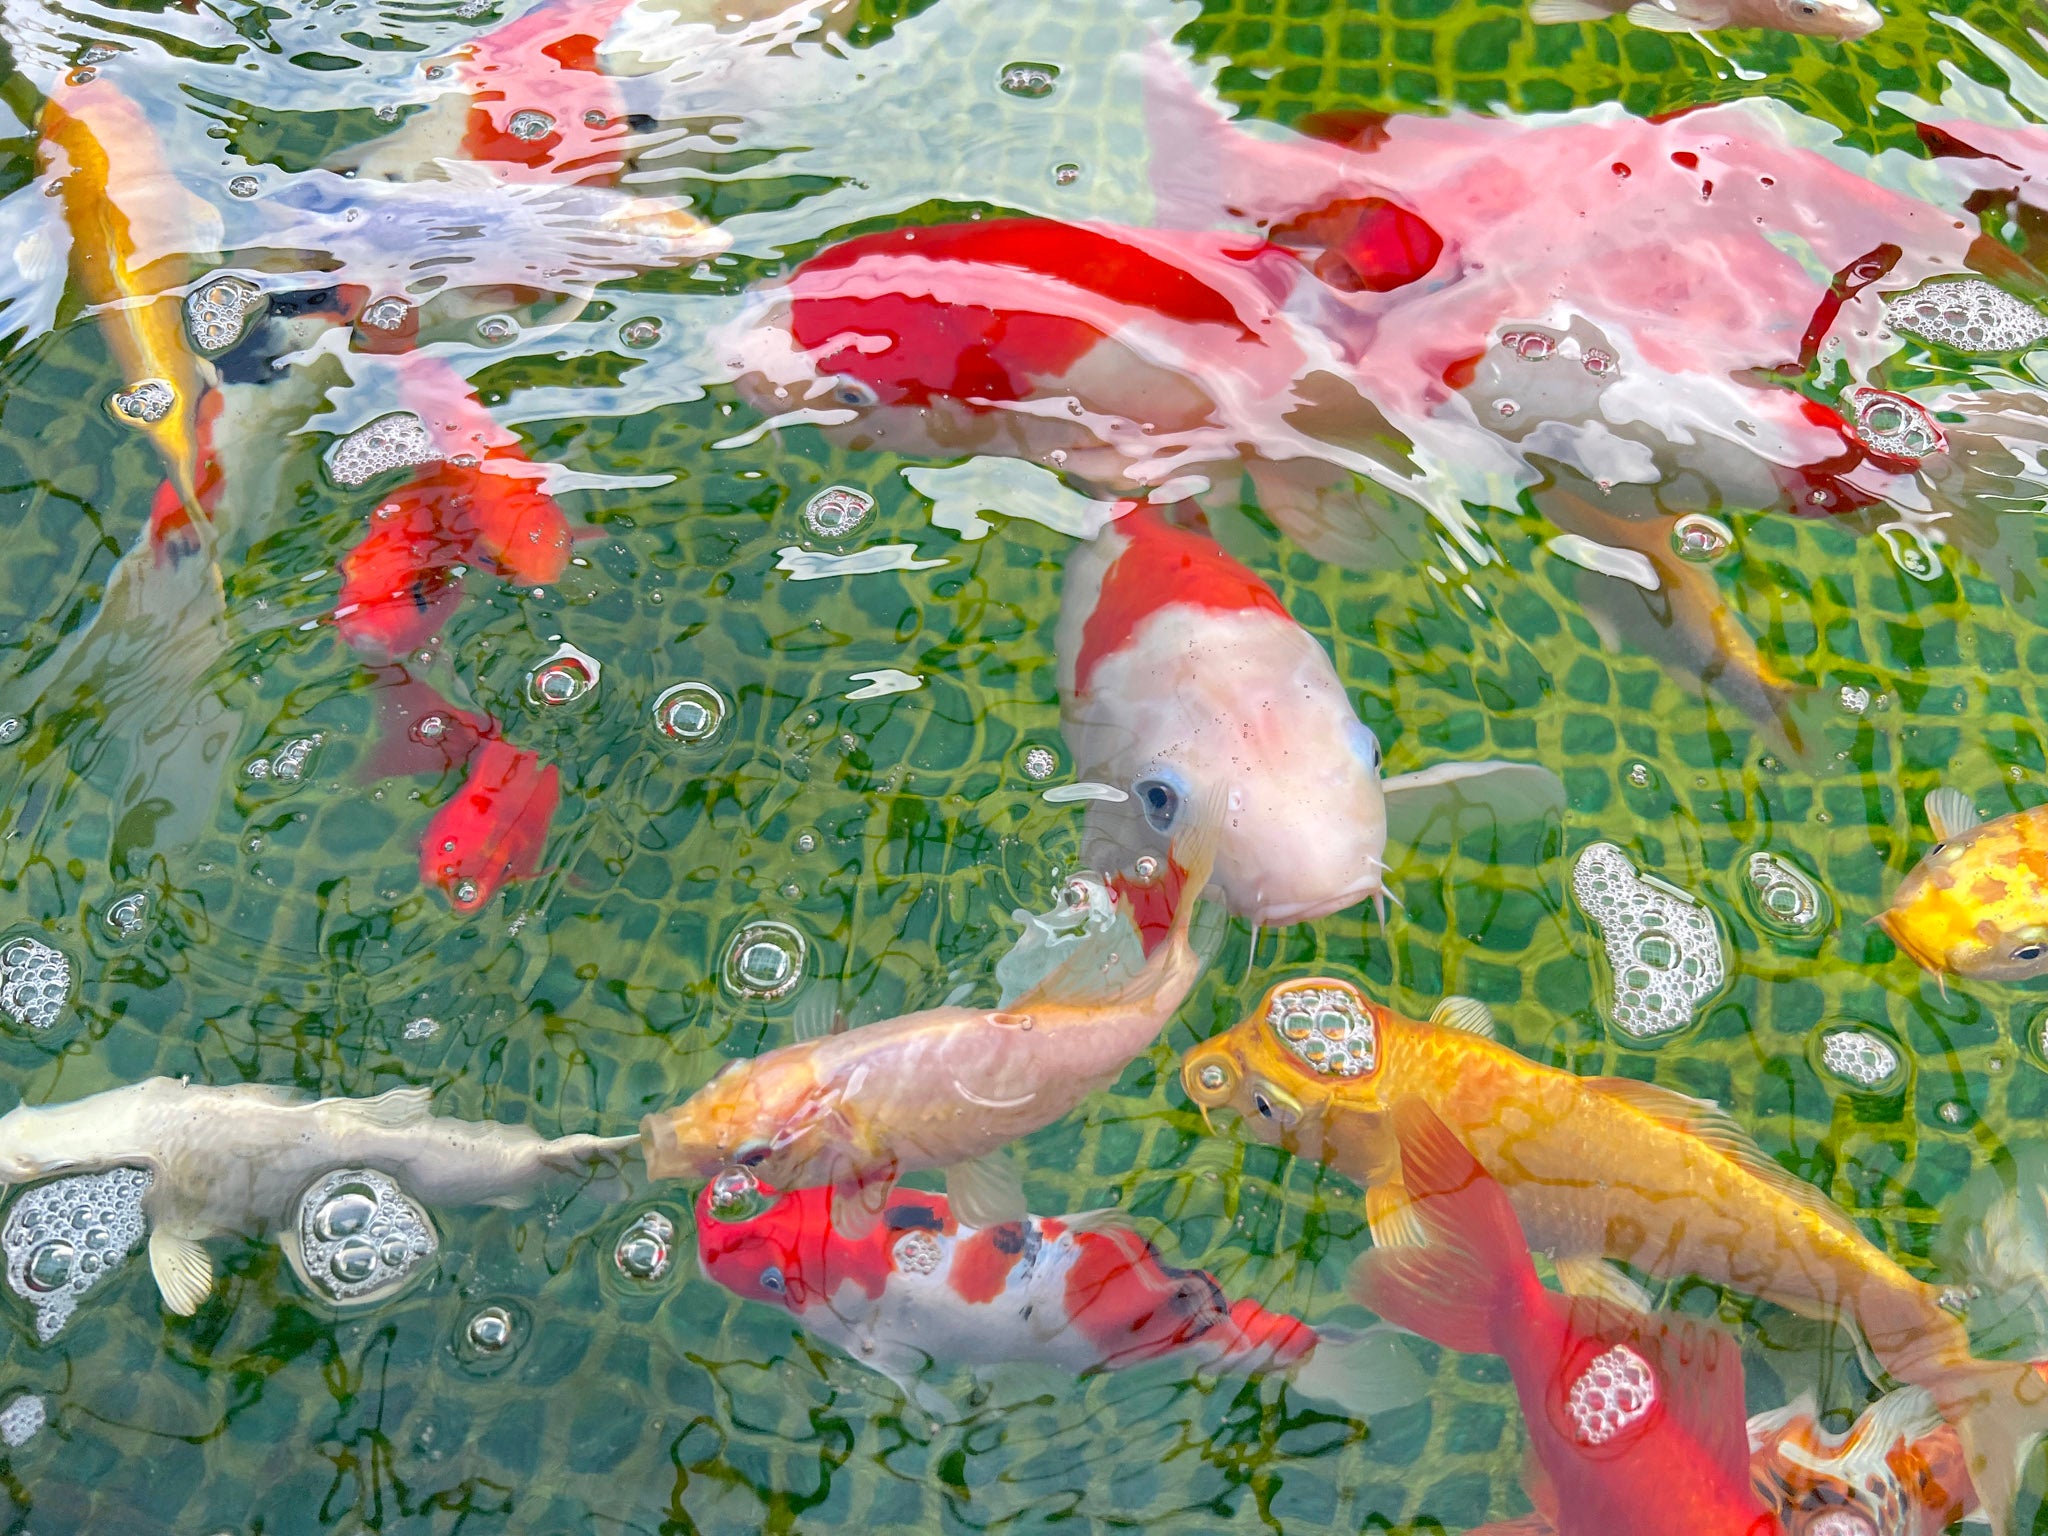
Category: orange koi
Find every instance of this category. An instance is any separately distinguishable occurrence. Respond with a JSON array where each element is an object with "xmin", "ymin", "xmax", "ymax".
[
  {"xmin": 1178, "ymin": 976, "xmax": 2048, "ymax": 1534},
  {"xmin": 1878, "ymin": 787, "xmax": 2048, "ymax": 984},
  {"xmin": 419, "ymin": 737, "xmax": 560, "ymax": 912}
]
